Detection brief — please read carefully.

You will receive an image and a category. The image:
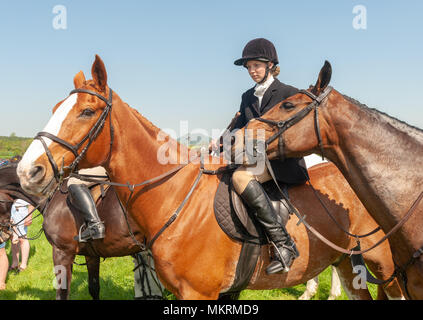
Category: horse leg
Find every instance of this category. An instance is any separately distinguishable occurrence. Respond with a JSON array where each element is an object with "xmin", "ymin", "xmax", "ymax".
[
  {"xmin": 52, "ymin": 246, "xmax": 74, "ymax": 300},
  {"xmin": 328, "ymin": 266, "xmax": 342, "ymax": 300},
  {"xmin": 218, "ymin": 292, "xmax": 241, "ymax": 300},
  {"xmin": 298, "ymin": 276, "xmax": 319, "ymax": 300},
  {"xmin": 334, "ymin": 257, "xmax": 373, "ymax": 300},
  {"xmin": 363, "ymin": 257, "xmax": 405, "ymax": 300},
  {"xmin": 85, "ymin": 256, "xmax": 100, "ymax": 300}
]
